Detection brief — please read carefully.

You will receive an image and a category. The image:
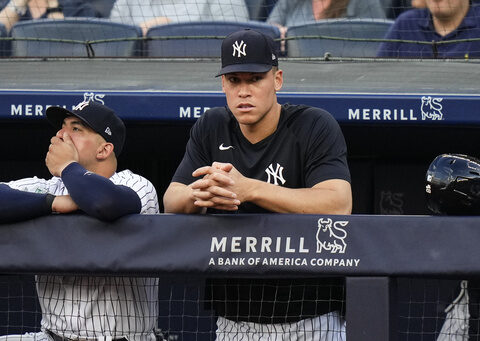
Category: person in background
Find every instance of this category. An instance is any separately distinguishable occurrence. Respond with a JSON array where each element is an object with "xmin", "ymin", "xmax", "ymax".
[
  {"xmin": 0, "ymin": 0, "xmax": 63, "ymax": 31},
  {"xmin": 109, "ymin": 0, "xmax": 250, "ymax": 36},
  {"xmin": 377, "ymin": 0, "xmax": 480, "ymax": 58},
  {"xmin": 0, "ymin": 0, "xmax": 103, "ymax": 31},
  {"xmin": 412, "ymin": 0, "xmax": 427, "ymax": 7},
  {"xmin": 268, "ymin": 0, "xmax": 386, "ymax": 28},
  {"xmin": 267, "ymin": 0, "xmax": 387, "ymax": 52},
  {"xmin": 387, "ymin": 0, "xmax": 426, "ymax": 18}
]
